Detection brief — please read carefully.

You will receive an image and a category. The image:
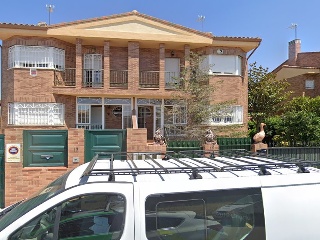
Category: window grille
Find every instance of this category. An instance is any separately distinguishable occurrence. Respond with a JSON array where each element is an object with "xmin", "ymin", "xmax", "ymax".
[
  {"xmin": 8, "ymin": 102, "xmax": 65, "ymax": 125},
  {"xmin": 211, "ymin": 105, "xmax": 243, "ymax": 125},
  {"xmin": 8, "ymin": 45, "xmax": 65, "ymax": 70}
]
